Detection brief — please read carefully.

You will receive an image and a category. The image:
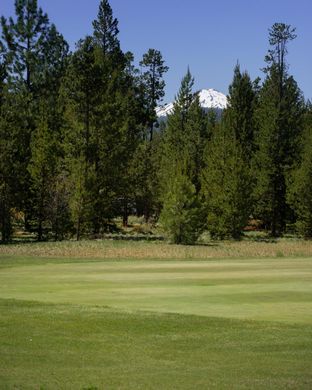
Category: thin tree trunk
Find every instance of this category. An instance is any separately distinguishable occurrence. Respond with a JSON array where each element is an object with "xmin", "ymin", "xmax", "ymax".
[
  {"xmin": 76, "ymin": 216, "xmax": 81, "ymax": 241},
  {"xmin": 123, "ymin": 198, "xmax": 128, "ymax": 227}
]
